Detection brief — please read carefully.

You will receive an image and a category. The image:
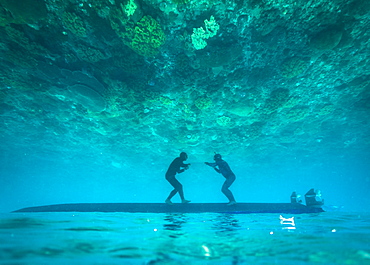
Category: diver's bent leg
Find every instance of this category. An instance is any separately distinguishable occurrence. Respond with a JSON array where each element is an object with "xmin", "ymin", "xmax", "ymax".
[
  {"xmin": 167, "ymin": 189, "xmax": 178, "ymax": 201},
  {"xmin": 174, "ymin": 180, "xmax": 185, "ymax": 200},
  {"xmin": 221, "ymin": 186, "xmax": 236, "ymax": 202},
  {"xmin": 170, "ymin": 178, "xmax": 190, "ymax": 203},
  {"xmin": 166, "ymin": 176, "xmax": 177, "ymax": 203},
  {"xmin": 221, "ymin": 176, "xmax": 236, "ymax": 202},
  {"xmin": 167, "ymin": 177, "xmax": 186, "ymax": 201}
]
